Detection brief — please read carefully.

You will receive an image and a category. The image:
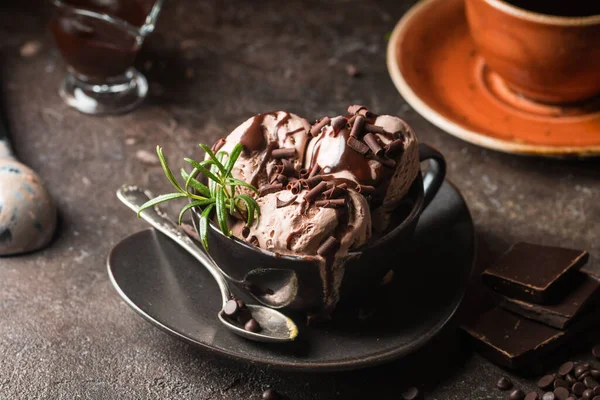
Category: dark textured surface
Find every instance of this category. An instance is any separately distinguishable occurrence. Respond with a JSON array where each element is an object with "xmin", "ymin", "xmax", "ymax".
[{"xmin": 0, "ymin": 0, "xmax": 599, "ymax": 399}]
